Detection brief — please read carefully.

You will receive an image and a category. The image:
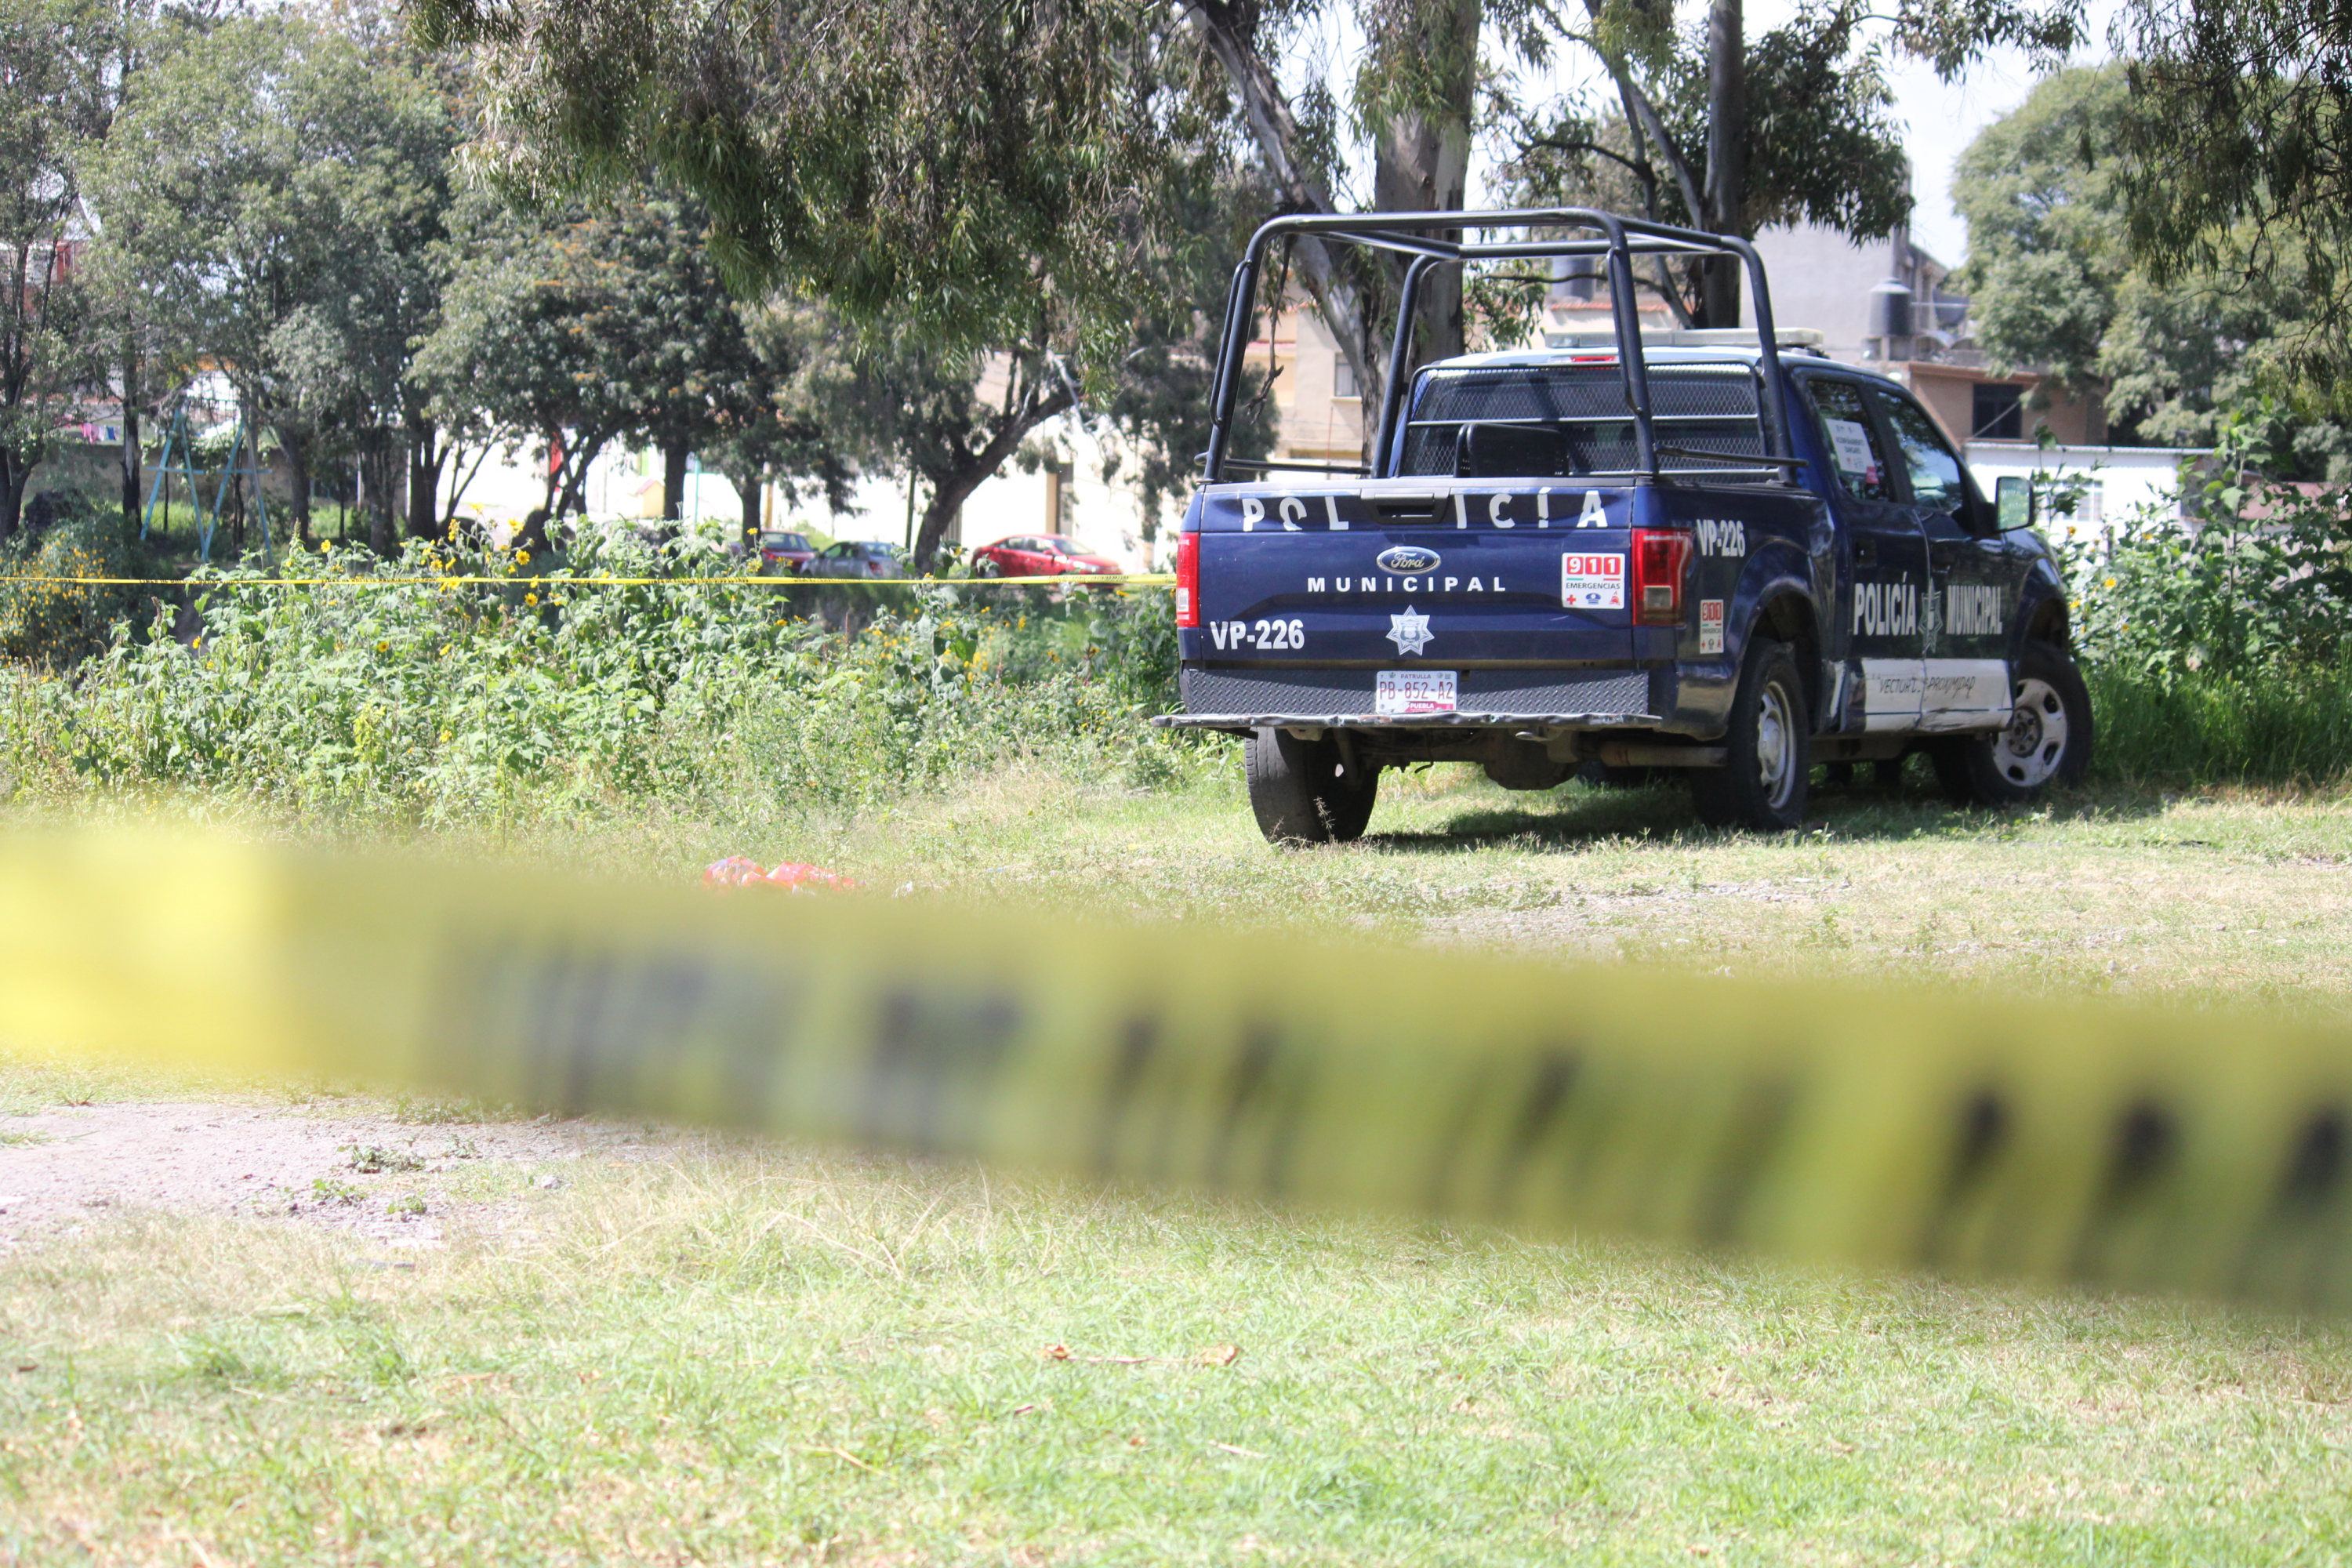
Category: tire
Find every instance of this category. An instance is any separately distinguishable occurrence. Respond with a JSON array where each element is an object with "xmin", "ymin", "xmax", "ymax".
[
  {"xmin": 974, "ymin": 557, "xmax": 1001, "ymax": 579},
  {"xmin": 1245, "ymin": 727, "xmax": 1379, "ymax": 845},
  {"xmin": 1690, "ymin": 638, "xmax": 1810, "ymax": 831},
  {"xmin": 1931, "ymin": 641, "xmax": 2093, "ymax": 805}
]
